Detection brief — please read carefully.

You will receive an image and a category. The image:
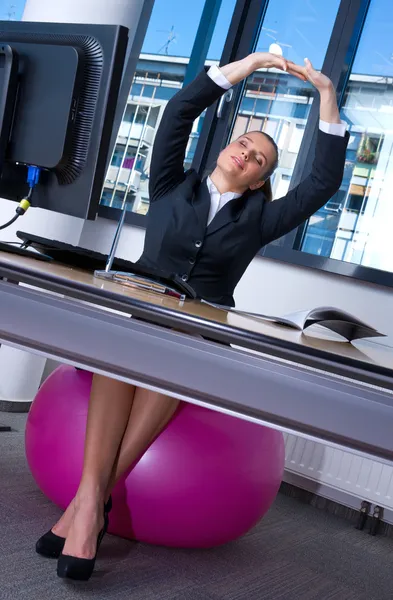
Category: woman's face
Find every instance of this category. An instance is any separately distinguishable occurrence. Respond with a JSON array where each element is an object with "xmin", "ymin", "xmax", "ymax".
[{"xmin": 217, "ymin": 132, "xmax": 277, "ymax": 192}]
